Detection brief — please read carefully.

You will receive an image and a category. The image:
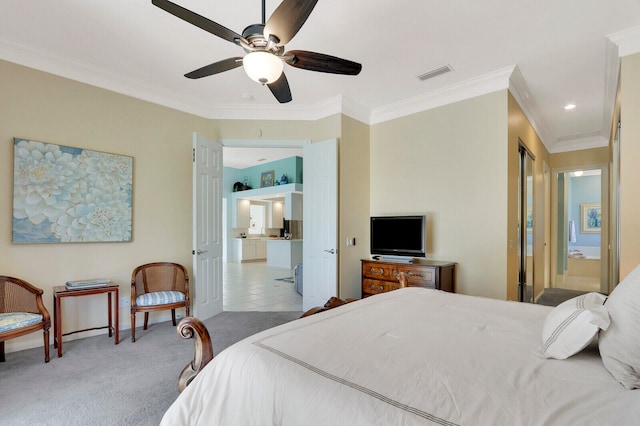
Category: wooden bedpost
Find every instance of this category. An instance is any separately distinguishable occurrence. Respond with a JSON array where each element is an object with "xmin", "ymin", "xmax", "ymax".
[{"xmin": 177, "ymin": 317, "xmax": 214, "ymax": 392}]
